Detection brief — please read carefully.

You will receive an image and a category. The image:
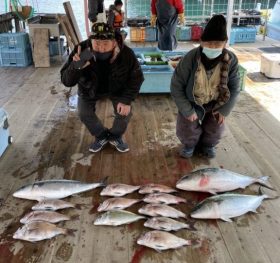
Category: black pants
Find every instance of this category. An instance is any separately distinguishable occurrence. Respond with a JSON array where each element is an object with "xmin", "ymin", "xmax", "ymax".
[{"xmin": 77, "ymin": 96, "xmax": 132, "ymax": 140}]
